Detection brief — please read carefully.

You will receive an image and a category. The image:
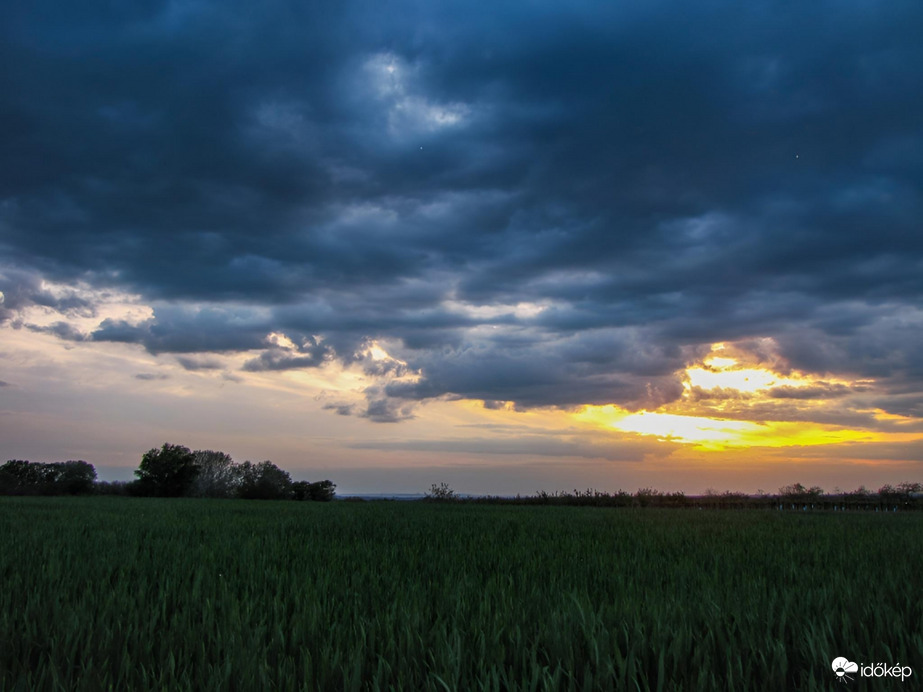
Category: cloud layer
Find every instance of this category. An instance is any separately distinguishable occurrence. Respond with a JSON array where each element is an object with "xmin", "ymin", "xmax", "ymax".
[{"xmin": 2, "ymin": 0, "xmax": 922, "ymax": 423}]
